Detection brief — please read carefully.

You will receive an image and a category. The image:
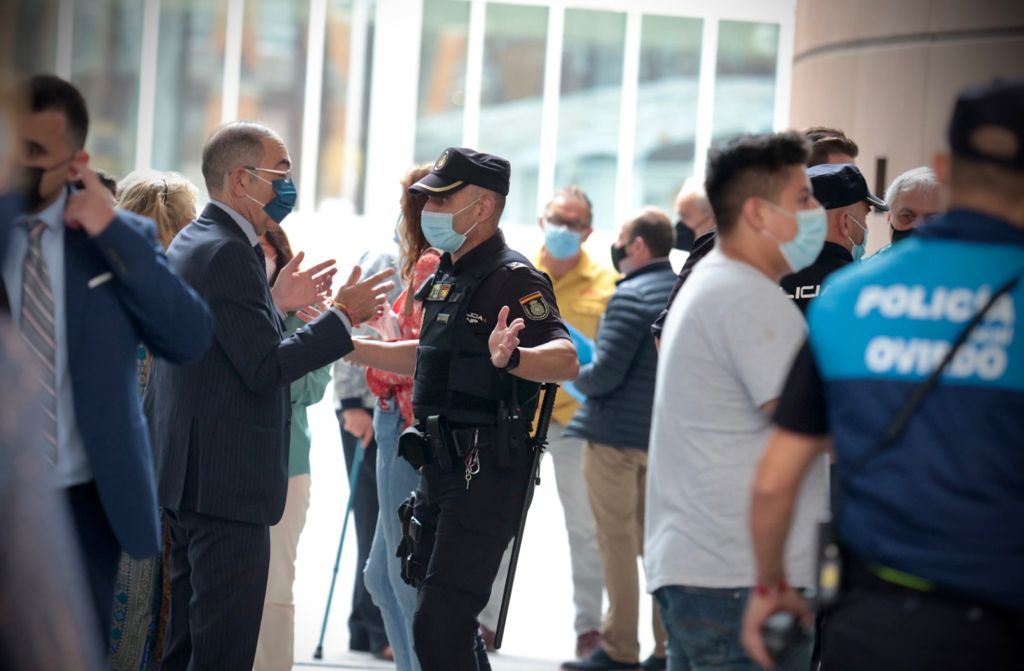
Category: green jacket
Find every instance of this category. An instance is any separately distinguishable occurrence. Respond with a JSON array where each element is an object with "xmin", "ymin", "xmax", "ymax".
[{"xmin": 285, "ymin": 315, "xmax": 332, "ymax": 477}]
